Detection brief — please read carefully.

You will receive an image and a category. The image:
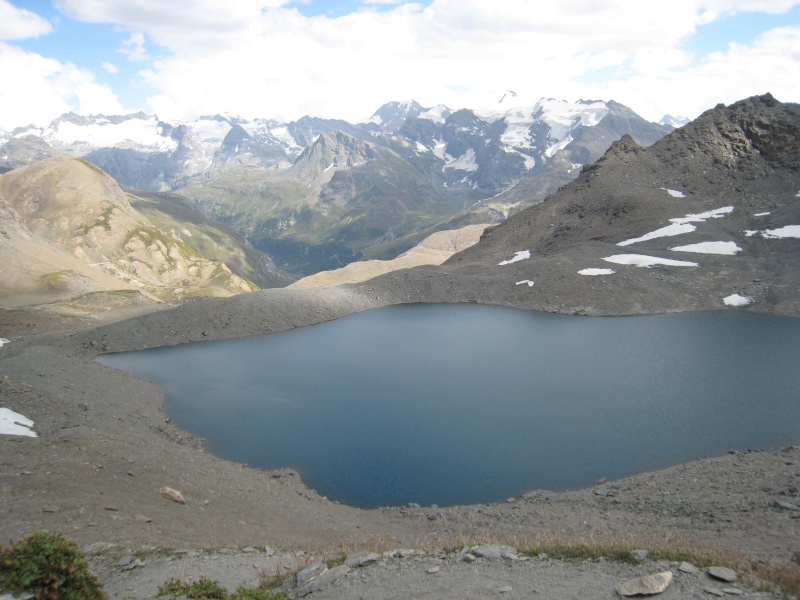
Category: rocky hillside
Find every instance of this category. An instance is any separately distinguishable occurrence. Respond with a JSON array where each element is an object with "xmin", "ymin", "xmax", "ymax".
[
  {"xmin": 0, "ymin": 156, "xmax": 288, "ymax": 305},
  {"xmin": 368, "ymin": 94, "xmax": 799, "ymax": 317},
  {"xmin": 1, "ymin": 98, "xmax": 671, "ymax": 275}
]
